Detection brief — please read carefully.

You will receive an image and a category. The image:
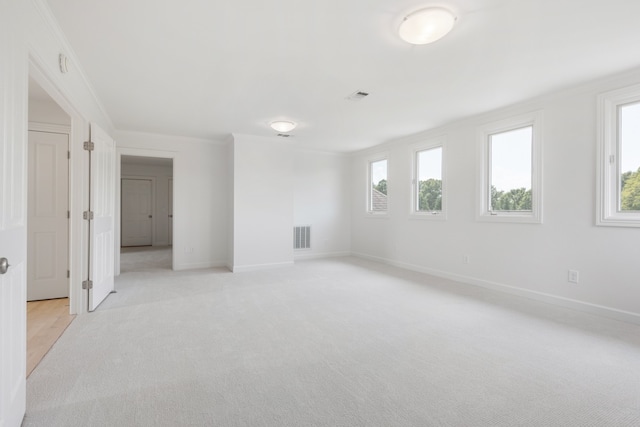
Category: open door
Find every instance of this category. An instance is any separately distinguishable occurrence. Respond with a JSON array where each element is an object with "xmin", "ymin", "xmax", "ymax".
[
  {"xmin": 87, "ymin": 124, "xmax": 116, "ymax": 311},
  {"xmin": 0, "ymin": 86, "xmax": 27, "ymax": 427}
]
